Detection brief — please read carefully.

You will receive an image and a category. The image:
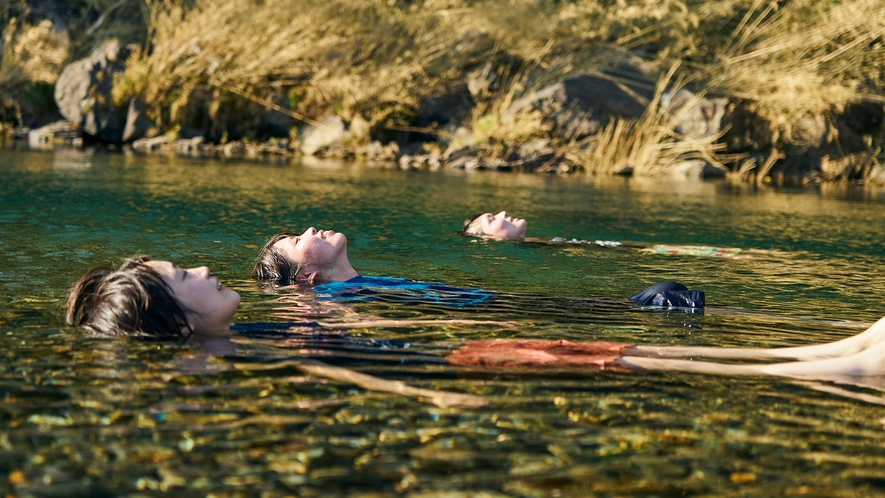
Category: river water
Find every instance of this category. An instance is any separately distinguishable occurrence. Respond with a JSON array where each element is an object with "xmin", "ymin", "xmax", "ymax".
[{"xmin": 2, "ymin": 147, "xmax": 885, "ymax": 496}]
